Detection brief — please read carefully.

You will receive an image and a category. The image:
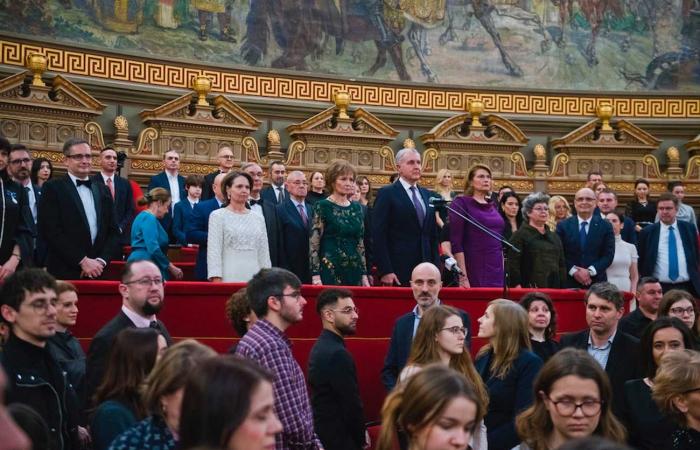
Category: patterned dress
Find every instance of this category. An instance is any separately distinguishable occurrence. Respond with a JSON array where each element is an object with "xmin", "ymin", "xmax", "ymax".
[
  {"xmin": 108, "ymin": 415, "xmax": 175, "ymax": 450},
  {"xmin": 310, "ymin": 199, "xmax": 367, "ymax": 285}
]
